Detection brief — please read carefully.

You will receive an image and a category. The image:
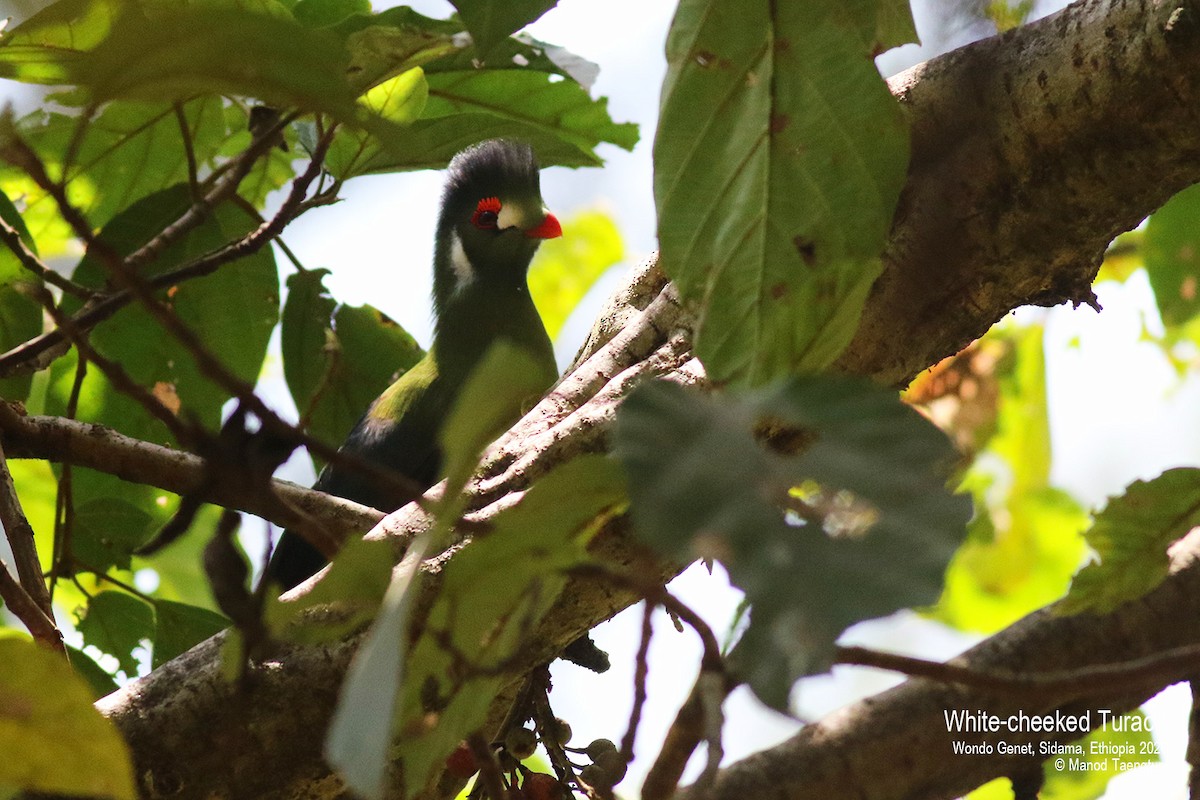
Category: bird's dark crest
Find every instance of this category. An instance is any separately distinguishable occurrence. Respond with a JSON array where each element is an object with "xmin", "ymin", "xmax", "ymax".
[{"xmin": 443, "ymin": 139, "xmax": 542, "ymax": 202}]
